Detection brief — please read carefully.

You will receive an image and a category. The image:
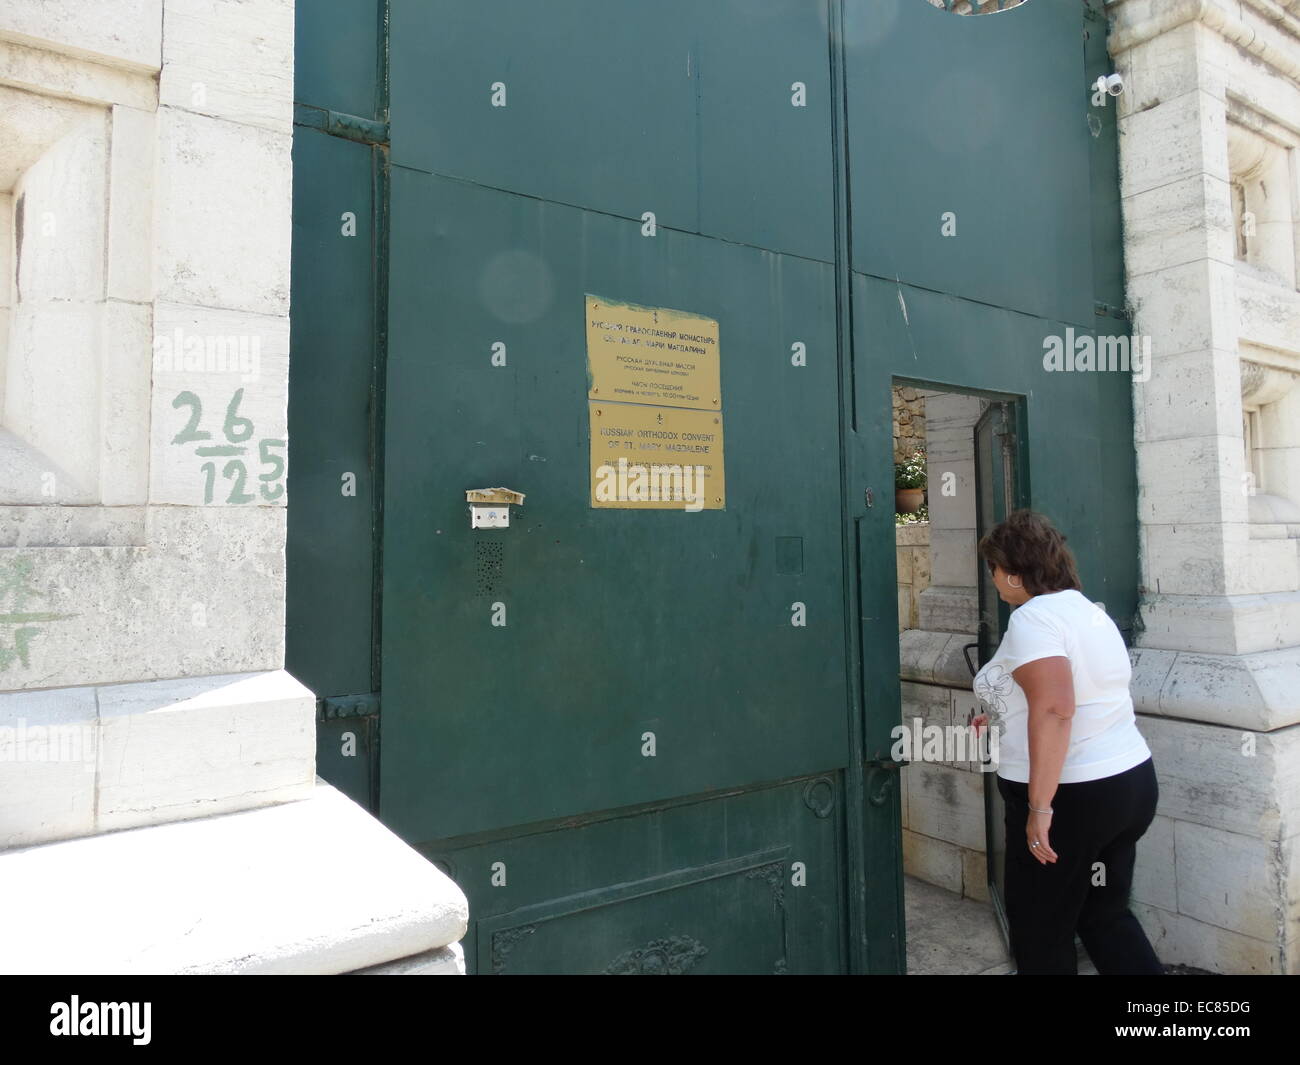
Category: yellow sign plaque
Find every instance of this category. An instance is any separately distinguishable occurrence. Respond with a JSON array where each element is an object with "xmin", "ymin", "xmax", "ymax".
[
  {"xmin": 586, "ymin": 295, "xmax": 720, "ymax": 411},
  {"xmin": 589, "ymin": 402, "xmax": 725, "ymax": 510}
]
